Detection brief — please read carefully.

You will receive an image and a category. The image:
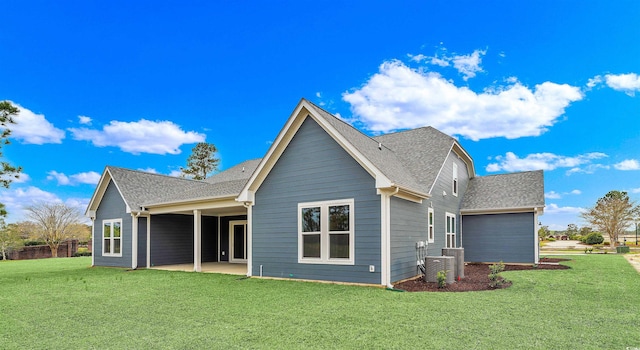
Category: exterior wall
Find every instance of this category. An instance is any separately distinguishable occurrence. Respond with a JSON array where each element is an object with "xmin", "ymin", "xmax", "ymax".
[
  {"xmin": 219, "ymin": 215, "xmax": 246, "ymax": 262},
  {"xmin": 94, "ymin": 181, "xmax": 132, "ymax": 268},
  {"xmin": 137, "ymin": 217, "xmax": 147, "ymax": 268},
  {"xmin": 202, "ymin": 216, "xmax": 219, "ymax": 263},
  {"xmin": 461, "ymin": 212, "xmax": 535, "ymax": 263},
  {"xmin": 427, "ymin": 151, "xmax": 471, "ymax": 253},
  {"xmin": 252, "ymin": 117, "xmax": 381, "ymax": 284},
  {"xmin": 389, "ymin": 197, "xmax": 428, "ymax": 282},
  {"xmin": 148, "ymin": 214, "xmax": 219, "ymax": 266}
]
